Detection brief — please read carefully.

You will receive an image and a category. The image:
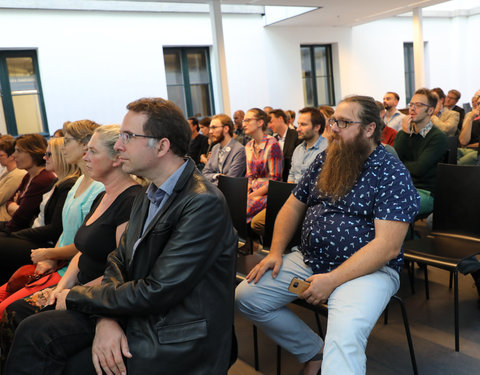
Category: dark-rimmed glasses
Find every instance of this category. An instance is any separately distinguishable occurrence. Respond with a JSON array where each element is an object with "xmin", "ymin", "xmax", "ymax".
[
  {"xmin": 119, "ymin": 131, "xmax": 161, "ymax": 144},
  {"xmin": 328, "ymin": 118, "xmax": 362, "ymax": 129}
]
